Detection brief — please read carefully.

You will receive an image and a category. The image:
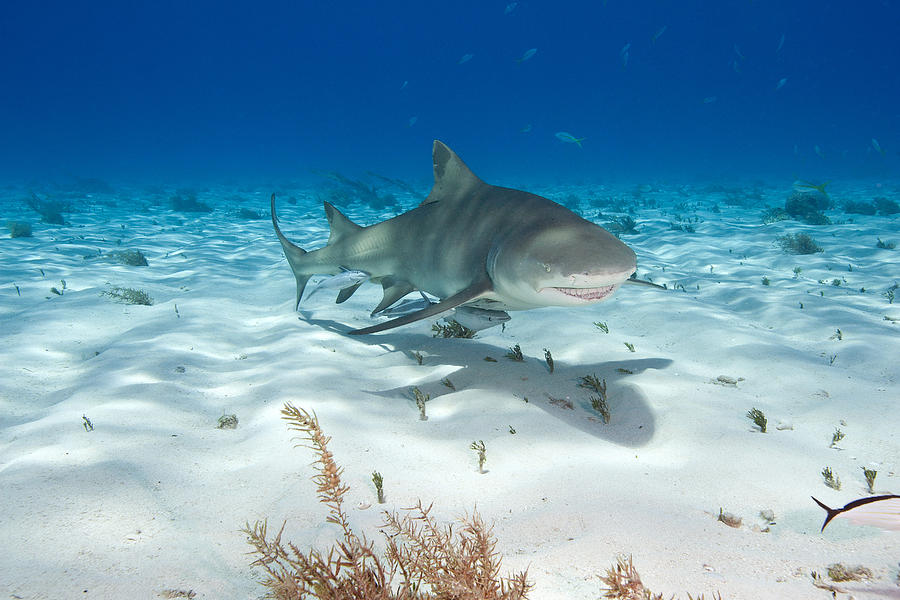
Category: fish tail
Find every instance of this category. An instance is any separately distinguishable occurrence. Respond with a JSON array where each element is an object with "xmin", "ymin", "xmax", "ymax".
[
  {"xmin": 811, "ymin": 496, "xmax": 839, "ymax": 532},
  {"xmin": 271, "ymin": 194, "xmax": 312, "ymax": 309}
]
